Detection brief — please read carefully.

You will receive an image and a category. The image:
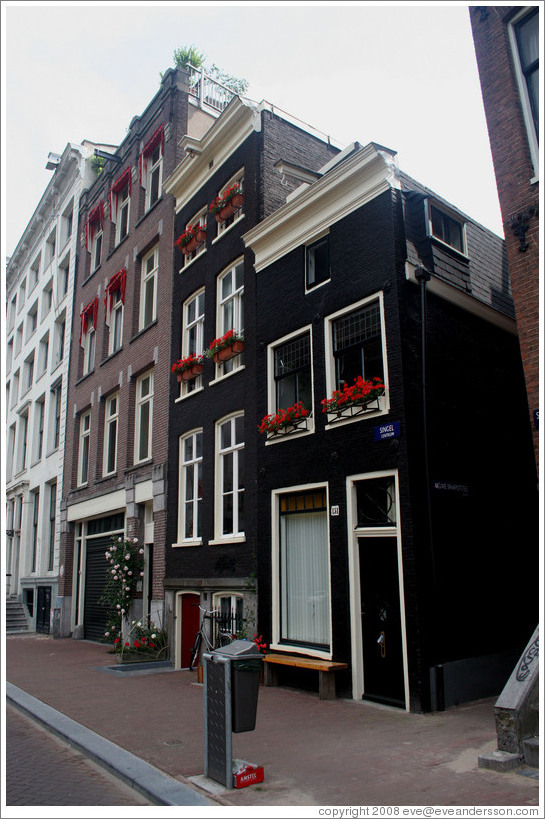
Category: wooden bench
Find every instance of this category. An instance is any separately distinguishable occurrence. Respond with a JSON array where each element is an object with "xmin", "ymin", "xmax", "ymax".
[{"xmin": 262, "ymin": 653, "xmax": 348, "ymax": 700}]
